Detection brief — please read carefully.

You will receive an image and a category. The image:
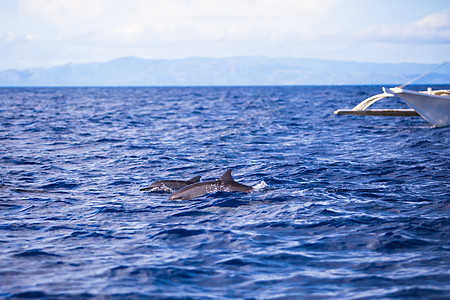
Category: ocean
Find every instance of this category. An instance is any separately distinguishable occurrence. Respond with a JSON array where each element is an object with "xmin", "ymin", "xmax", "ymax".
[{"xmin": 1, "ymin": 86, "xmax": 449, "ymax": 299}]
